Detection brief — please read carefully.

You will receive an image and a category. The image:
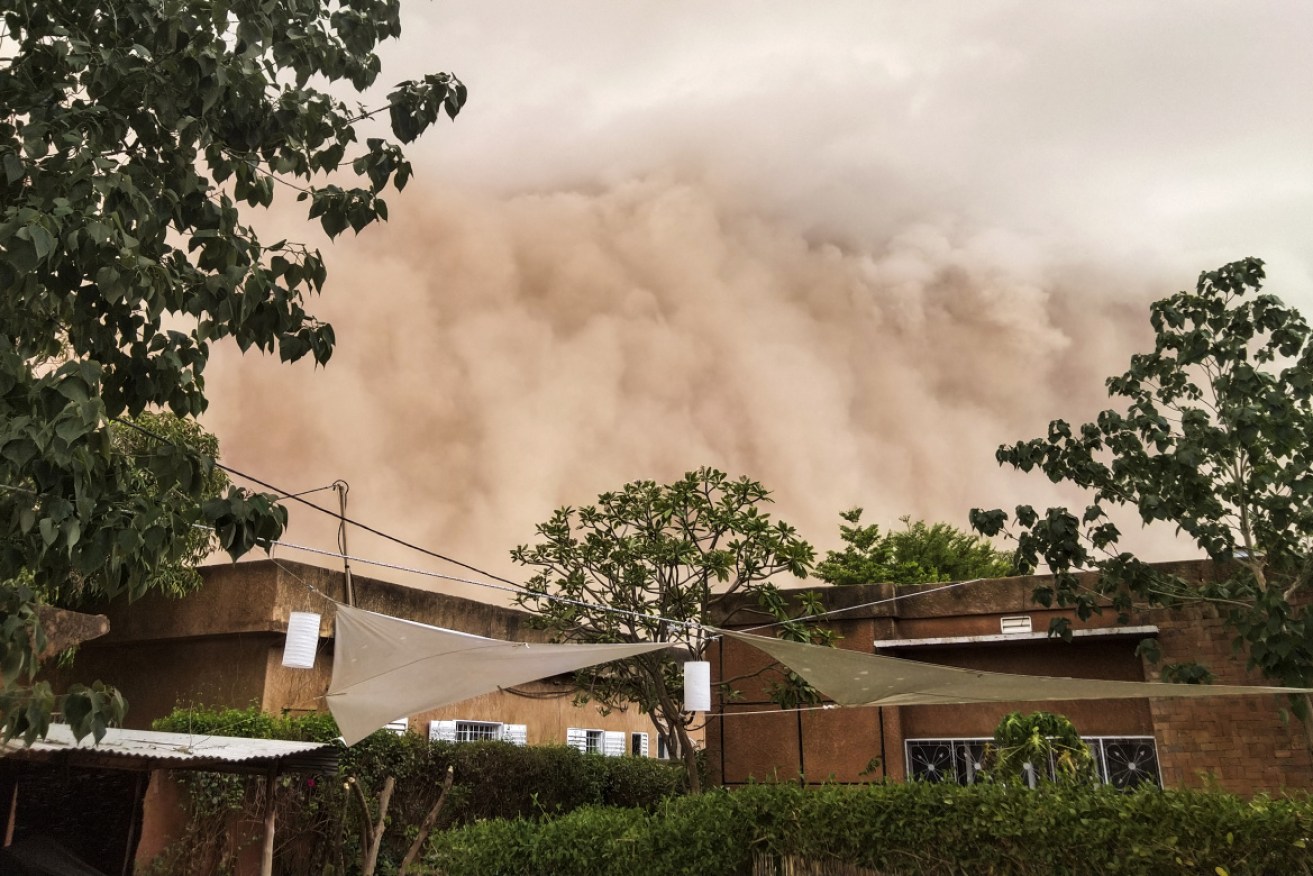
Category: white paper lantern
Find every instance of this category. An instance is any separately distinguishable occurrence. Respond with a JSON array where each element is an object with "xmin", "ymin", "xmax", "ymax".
[
  {"xmin": 282, "ymin": 611, "xmax": 321, "ymax": 669},
  {"xmin": 683, "ymin": 660, "xmax": 711, "ymax": 712}
]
